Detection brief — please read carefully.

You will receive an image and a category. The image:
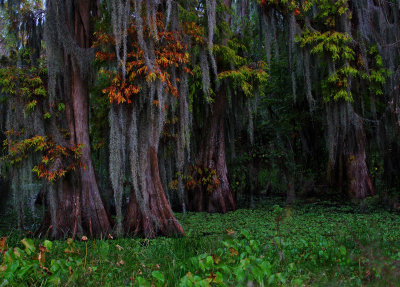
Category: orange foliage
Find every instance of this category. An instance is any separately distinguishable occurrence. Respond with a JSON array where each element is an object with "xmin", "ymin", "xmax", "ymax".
[
  {"xmin": 94, "ymin": 12, "xmax": 191, "ymax": 104},
  {"xmin": 169, "ymin": 165, "xmax": 221, "ymax": 194},
  {"xmin": 4, "ymin": 134, "xmax": 84, "ymax": 183},
  {"xmin": 182, "ymin": 22, "xmax": 205, "ymax": 44}
]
